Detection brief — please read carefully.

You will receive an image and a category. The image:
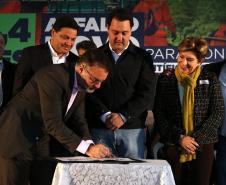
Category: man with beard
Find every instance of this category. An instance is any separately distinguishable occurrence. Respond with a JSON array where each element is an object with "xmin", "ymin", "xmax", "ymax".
[
  {"xmin": 0, "ymin": 49, "xmax": 111, "ymax": 185},
  {"xmin": 10, "ymin": 15, "xmax": 80, "ymax": 184}
]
